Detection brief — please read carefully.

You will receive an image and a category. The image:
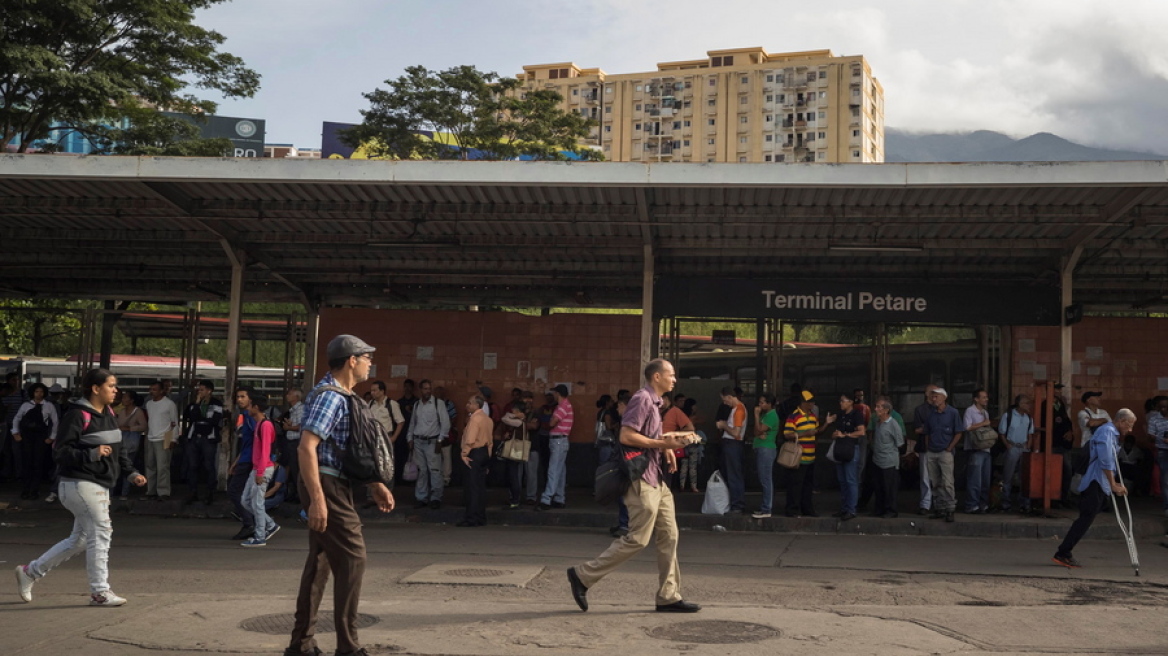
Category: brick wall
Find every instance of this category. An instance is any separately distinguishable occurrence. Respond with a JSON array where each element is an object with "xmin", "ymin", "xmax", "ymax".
[
  {"xmin": 1012, "ymin": 316, "xmax": 1168, "ymax": 444},
  {"xmin": 315, "ymin": 308, "xmax": 643, "ymax": 442}
]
